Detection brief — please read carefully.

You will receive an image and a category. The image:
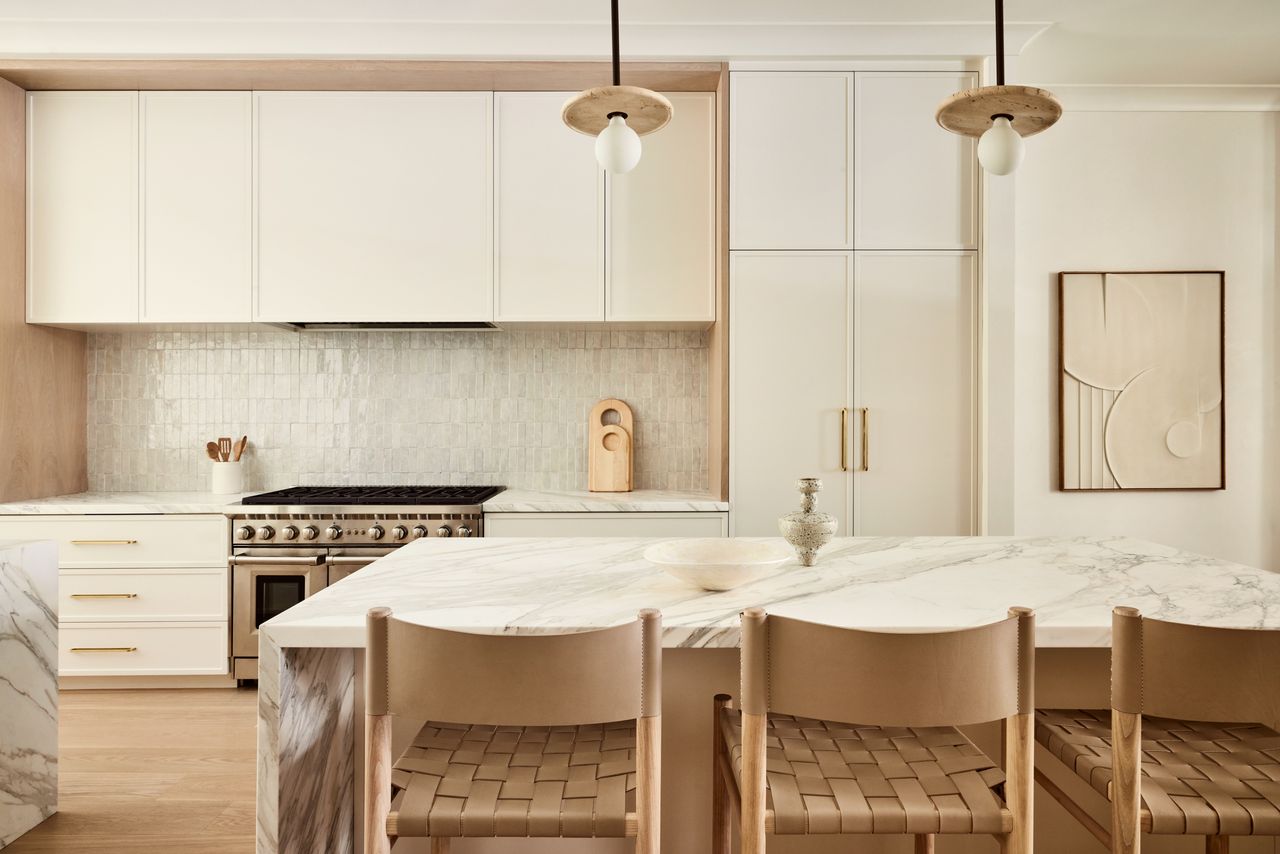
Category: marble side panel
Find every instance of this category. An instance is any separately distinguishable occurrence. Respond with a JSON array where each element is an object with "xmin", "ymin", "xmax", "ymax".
[
  {"xmin": 276, "ymin": 647, "xmax": 354, "ymax": 854},
  {"xmin": 0, "ymin": 540, "xmax": 58, "ymax": 849}
]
